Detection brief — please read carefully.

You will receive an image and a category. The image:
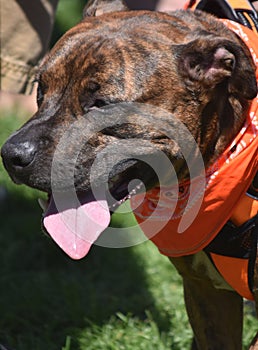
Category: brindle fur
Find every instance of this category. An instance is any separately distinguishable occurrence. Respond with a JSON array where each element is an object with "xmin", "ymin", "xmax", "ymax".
[{"xmin": 1, "ymin": 1, "xmax": 258, "ymax": 349}]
